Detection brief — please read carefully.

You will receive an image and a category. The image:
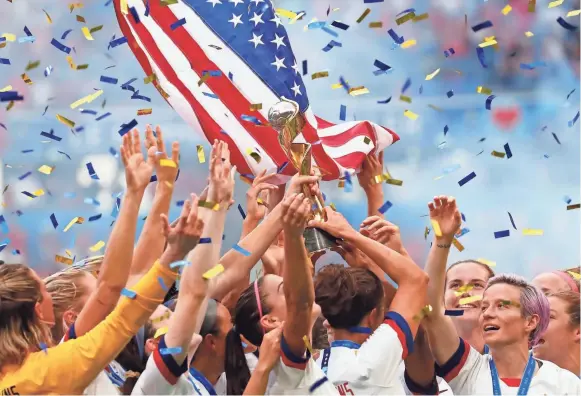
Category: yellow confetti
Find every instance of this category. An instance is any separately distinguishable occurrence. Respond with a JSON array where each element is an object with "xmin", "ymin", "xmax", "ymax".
[
  {"xmin": 153, "ymin": 326, "xmax": 169, "ymax": 339},
  {"xmin": 43, "ymin": 9, "xmax": 53, "ymax": 23},
  {"xmin": 528, "ymin": 0, "xmax": 536, "ymax": 12},
  {"xmin": 311, "ymin": 71, "xmax": 329, "ymax": 80},
  {"xmin": 76, "ymin": 64, "xmax": 89, "ymax": 70},
  {"xmin": 395, "ymin": 12, "xmax": 416, "ymax": 25},
  {"xmin": 197, "ymin": 145, "xmax": 206, "ymax": 163},
  {"xmin": 567, "ymin": 271, "xmax": 581, "ymax": 281},
  {"xmin": 454, "ymin": 284, "xmax": 474, "ymax": 296},
  {"xmin": 567, "ymin": 10, "xmax": 581, "ymax": 16},
  {"xmin": 404, "ymin": 110, "xmax": 418, "ymax": 120},
  {"xmin": 55, "ymin": 255, "xmax": 73, "ymax": 265},
  {"xmin": 368, "ymin": 22, "xmax": 383, "ymax": 28},
  {"xmin": 25, "ymin": 60, "xmax": 41, "ymax": 71},
  {"xmin": 349, "ymin": 86, "xmax": 369, "ymax": 96},
  {"xmin": 331, "ymin": 82, "xmax": 346, "ymax": 89},
  {"xmin": 385, "ymin": 178, "xmax": 403, "ymax": 186},
  {"xmin": 66, "ymin": 55, "xmax": 76, "ymax": 69},
  {"xmin": 413, "ymin": 305, "xmax": 433, "ymax": 321},
  {"xmin": 0, "ymin": 85, "xmax": 12, "ymax": 92},
  {"xmin": 38, "ymin": 165, "xmax": 54, "ymax": 175},
  {"xmin": 491, "ymin": 151, "xmax": 506, "ymax": 158},
  {"xmin": 81, "ymin": 26, "xmax": 94, "ymax": 40},
  {"xmin": 477, "ymin": 86, "xmax": 492, "ymax": 95},
  {"xmin": 458, "ymin": 295, "xmax": 482, "ymax": 305},
  {"xmin": 412, "ymin": 13, "xmax": 429, "ymax": 22},
  {"xmin": 452, "ymin": 238, "xmax": 464, "ymax": 252},
  {"xmin": 33, "ymin": 189, "xmax": 45, "ymax": 197},
  {"xmin": 329, "ymin": 202, "xmax": 337, "ymax": 211},
  {"xmin": 501, "ymin": 4, "xmax": 512, "ymax": 15},
  {"xmin": 159, "ymin": 159, "xmax": 177, "ymax": 168},
  {"xmin": 21, "ymin": 73, "xmax": 33, "ymax": 85},
  {"xmin": 374, "ymin": 175, "xmax": 383, "ymax": 184},
  {"xmin": 476, "ymin": 258, "xmax": 497, "ymax": 267},
  {"xmin": 548, "ymin": 0, "xmax": 564, "ymax": 7},
  {"xmin": 203, "ymin": 264, "xmax": 225, "ymax": 279},
  {"xmin": 70, "ymin": 90, "xmax": 103, "ymax": 109},
  {"xmin": 89, "ymin": 241, "xmax": 105, "ymax": 252},
  {"xmin": 246, "ymin": 149, "xmax": 261, "ymax": 163},
  {"xmin": 144, "ymin": 73, "xmax": 157, "ymax": 84},
  {"xmin": 289, "ymin": 12, "xmax": 306, "ymax": 24},
  {"xmin": 63, "ymin": 216, "xmax": 84, "ymax": 232},
  {"xmin": 401, "ymin": 39, "xmax": 417, "ymax": 49},
  {"xmin": 356, "ymin": 8, "xmax": 371, "ymax": 23},
  {"xmin": 6, "ymin": 101, "xmax": 14, "ymax": 111},
  {"xmin": 431, "ymin": 220, "xmax": 442, "ymax": 237},
  {"xmin": 425, "ymin": 68, "xmax": 441, "ymax": 81},
  {"xmin": 479, "ymin": 39, "xmax": 498, "ymax": 48},
  {"xmin": 69, "ymin": 2, "xmax": 84, "ymax": 12},
  {"xmin": 137, "ymin": 108, "xmax": 152, "ymax": 116},
  {"xmin": 399, "ymin": 95, "xmax": 412, "ymax": 103},
  {"xmin": 1, "ymin": 33, "xmax": 16, "ymax": 42},
  {"xmin": 250, "ymin": 103, "xmax": 263, "ymax": 111},
  {"xmin": 522, "ymin": 228, "xmax": 543, "ymax": 236},
  {"xmin": 275, "ymin": 8, "xmax": 297, "ymax": 19},
  {"xmin": 302, "ymin": 335, "xmax": 313, "ymax": 355},
  {"xmin": 65, "ymin": 249, "xmax": 73, "ymax": 257}
]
